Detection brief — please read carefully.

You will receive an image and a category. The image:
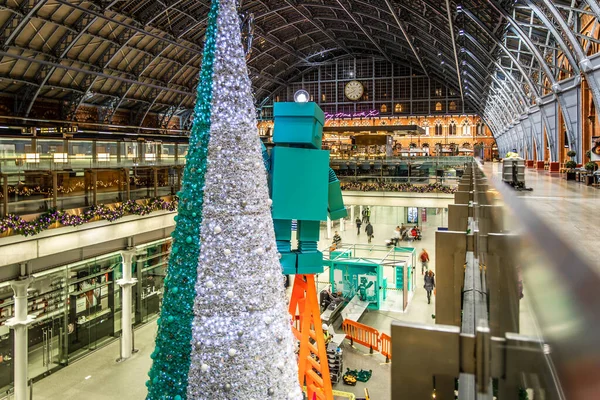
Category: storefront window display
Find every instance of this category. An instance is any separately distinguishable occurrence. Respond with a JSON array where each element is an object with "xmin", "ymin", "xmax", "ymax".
[
  {"xmin": 0, "ymin": 238, "xmax": 176, "ymax": 393},
  {"xmin": 0, "ymin": 251, "xmax": 135, "ymax": 393},
  {"xmin": 133, "ymin": 240, "xmax": 169, "ymax": 326}
]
